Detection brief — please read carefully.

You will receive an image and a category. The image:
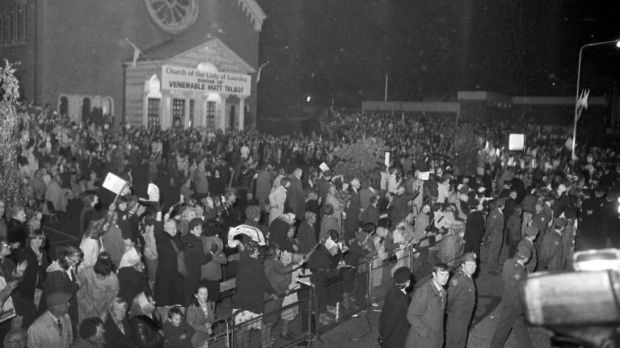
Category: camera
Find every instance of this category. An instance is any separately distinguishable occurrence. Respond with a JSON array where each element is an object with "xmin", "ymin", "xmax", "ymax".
[{"xmin": 521, "ymin": 249, "xmax": 620, "ymax": 347}]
